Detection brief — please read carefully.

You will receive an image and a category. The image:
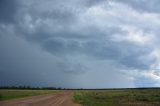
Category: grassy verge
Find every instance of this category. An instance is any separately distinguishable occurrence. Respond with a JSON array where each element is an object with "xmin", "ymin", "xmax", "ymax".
[
  {"xmin": 0, "ymin": 89, "xmax": 60, "ymax": 101},
  {"xmin": 74, "ymin": 89, "xmax": 160, "ymax": 106}
]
